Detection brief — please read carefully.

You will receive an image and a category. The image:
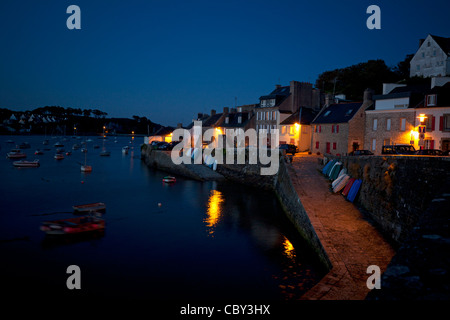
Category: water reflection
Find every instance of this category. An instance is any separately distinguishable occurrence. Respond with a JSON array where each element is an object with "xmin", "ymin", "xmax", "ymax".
[
  {"xmin": 282, "ymin": 236, "xmax": 296, "ymax": 261},
  {"xmin": 204, "ymin": 189, "xmax": 224, "ymax": 237}
]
